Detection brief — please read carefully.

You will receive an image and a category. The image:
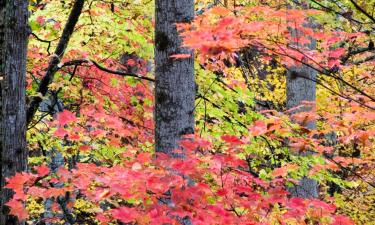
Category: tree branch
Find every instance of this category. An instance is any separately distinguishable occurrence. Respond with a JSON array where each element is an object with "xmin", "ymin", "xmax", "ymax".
[
  {"xmin": 353, "ymin": 54, "xmax": 375, "ymax": 65},
  {"xmin": 30, "ymin": 32, "xmax": 59, "ymax": 55},
  {"xmin": 26, "ymin": 0, "xmax": 85, "ymax": 125},
  {"xmin": 60, "ymin": 59, "xmax": 155, "ymax": 82},
  {"xmin": 349, "ymin": 0, "xmax": 375, "ymax": 23}
]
